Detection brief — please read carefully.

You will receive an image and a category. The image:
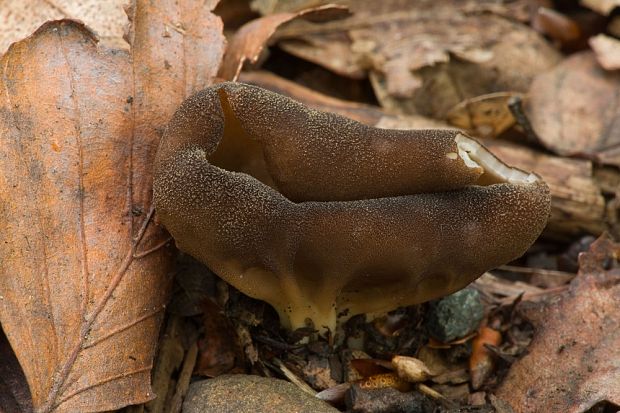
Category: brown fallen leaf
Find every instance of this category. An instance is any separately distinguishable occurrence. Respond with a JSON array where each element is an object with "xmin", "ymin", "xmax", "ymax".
[
  {"xmin": 0, "ymin": 0, "xmax": 225, "ymax": 411},
  {"xmin": 271, "ymin": 0, "xmax": 560, "ymax": 117},
  {"xmin": 527, "ymin": 51, "xmax": 620, "ymax": 167},
  {"xmin": 250, "ymin": 0, "xmax": 333, "ymax": 15},
  {"xmin": 0, "ymin": 21, "xmax": 172, "ymax": 413},
  {"xmin": 0, "ymin": 0, "xmax": 128, "ymax": 54},
  {"xmin": 589, "ymin": 34, "xmax": 620, "ymax": 70},
  {"xmin": 219, "ymin": 4, "xmax": 348, "ymax": 81},
  {"xmin": 496, "ymin": 234, "xmax": 620, "ymax": 413}
]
